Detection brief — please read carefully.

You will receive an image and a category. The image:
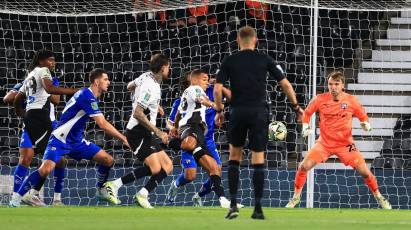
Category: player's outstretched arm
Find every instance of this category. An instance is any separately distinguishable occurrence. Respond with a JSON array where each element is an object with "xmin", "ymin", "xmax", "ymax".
[
  {"xmin": 133, "ymin": 105, "xmax": 169, "ymax": 144},
  {"xmin": 92, "ymin": 115, "xmax": 130, "ymax": 148},
  {"xmin": 42, "ymin": 78, "xmax": 78, "ymax": 95},
  {"xmin": 222, "ymin": 86, "xmax": 232, "ymax": 102},
  {"xmin": 3, "ymin": 90, "xmax": 18, "ymax": 105},
  {"xmin": 278, "ymin": 78, "xmax": 303, "ymax": 122}
]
